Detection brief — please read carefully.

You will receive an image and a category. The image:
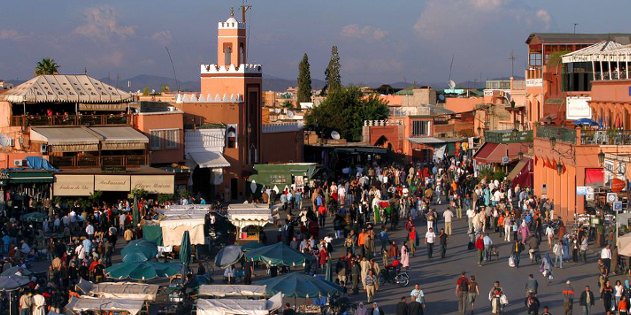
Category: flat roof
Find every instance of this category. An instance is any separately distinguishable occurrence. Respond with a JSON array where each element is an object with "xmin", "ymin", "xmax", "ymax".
[{"xmin": 526, "ymin": 33, "xmax": 631, "ymax": 45}]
